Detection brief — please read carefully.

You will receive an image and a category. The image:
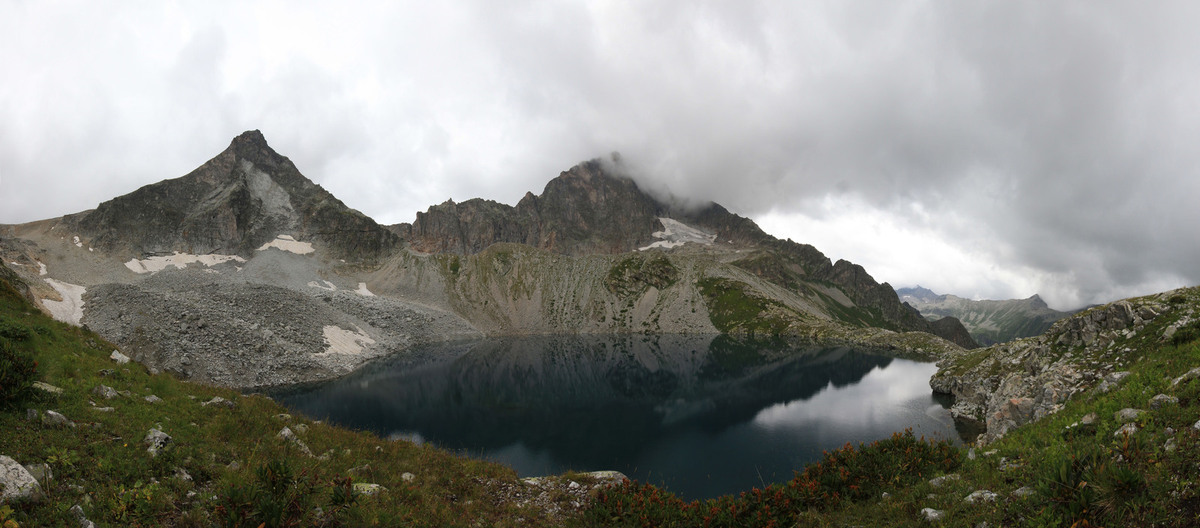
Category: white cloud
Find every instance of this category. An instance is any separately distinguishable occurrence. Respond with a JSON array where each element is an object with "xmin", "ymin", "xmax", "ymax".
[{"xmin": 2, "ymin": 0, "xmax": 1198, "ymax": 307}]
